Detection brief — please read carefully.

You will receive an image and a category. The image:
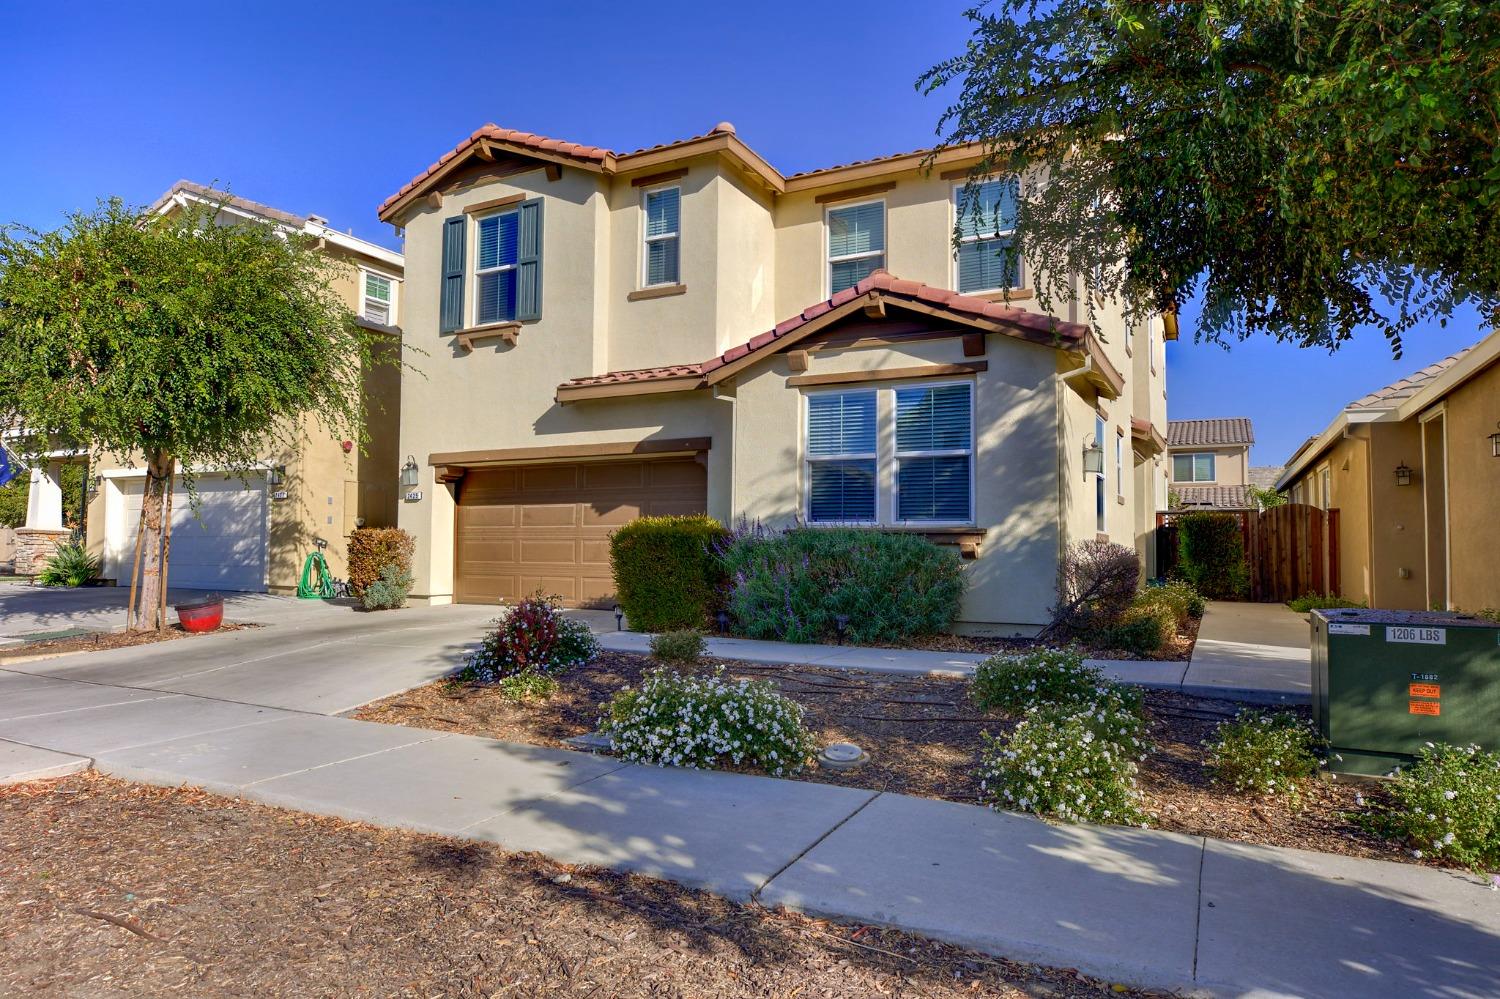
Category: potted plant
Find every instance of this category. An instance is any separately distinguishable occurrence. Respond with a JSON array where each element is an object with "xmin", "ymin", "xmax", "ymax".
[{"xmin": 174, "ymin": 594, "xmax": 225, "ymax": 632}]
